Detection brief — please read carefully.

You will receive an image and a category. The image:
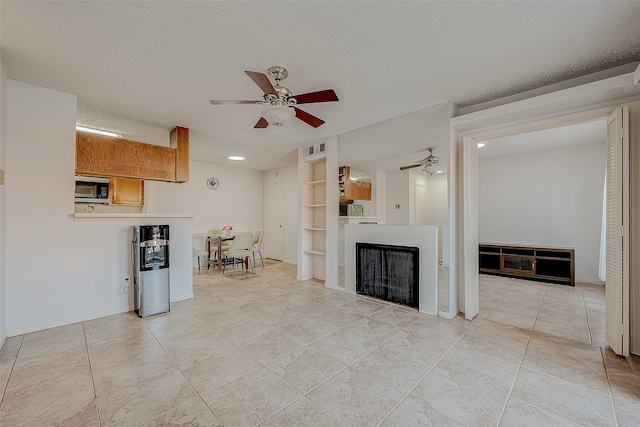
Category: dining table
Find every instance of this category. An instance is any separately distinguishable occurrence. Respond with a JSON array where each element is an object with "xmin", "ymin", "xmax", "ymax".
[{"xmin": 206, "ymin": 234, "xmax": 235, "ymax": 273}]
